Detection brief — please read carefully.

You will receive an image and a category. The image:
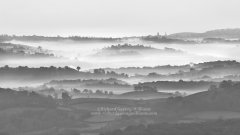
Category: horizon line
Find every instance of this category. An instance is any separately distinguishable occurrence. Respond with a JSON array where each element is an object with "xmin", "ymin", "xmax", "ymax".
[{"xmin": 1, "ymin": 27, "xmax": 240, "ymax": 38}]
